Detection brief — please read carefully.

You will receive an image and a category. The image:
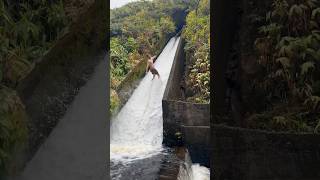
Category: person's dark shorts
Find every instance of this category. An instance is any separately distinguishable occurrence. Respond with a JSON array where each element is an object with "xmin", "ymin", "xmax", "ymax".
[{"xmin": 150, "ymin": 68, "xmax": 159, "ymax": 75}]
